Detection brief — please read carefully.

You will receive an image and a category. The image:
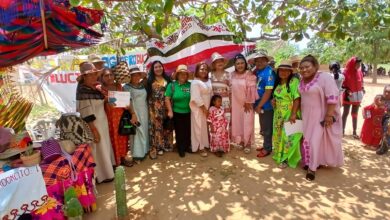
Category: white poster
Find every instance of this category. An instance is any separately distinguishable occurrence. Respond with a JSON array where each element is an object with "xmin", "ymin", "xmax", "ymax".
[
  {"xmin": 108, "ymin": 91, "xmax": 131, "ymax": 108},
  {"xmin": 0, "ymin": 166, "xmax": 48, "ymax": 218}
]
